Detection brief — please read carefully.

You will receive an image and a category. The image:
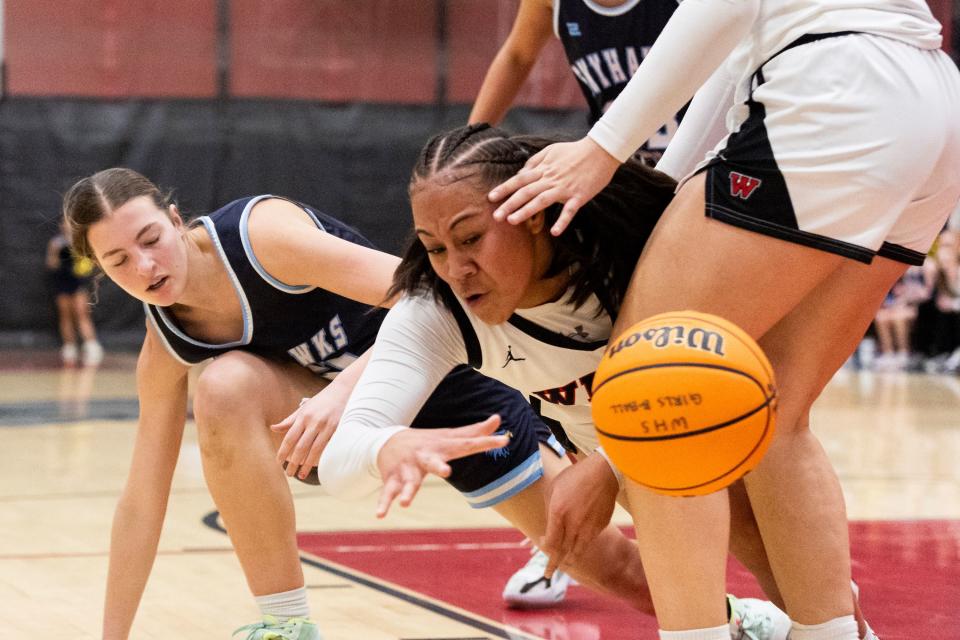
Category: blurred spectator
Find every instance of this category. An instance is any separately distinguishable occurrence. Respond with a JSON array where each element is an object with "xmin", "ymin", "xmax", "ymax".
[
  {"xmin": 873, "ymin": 264, "xmax": 933, "ymax": 370},
  {"xmin": 46, "ymin": 223, "xmax": 103, "ymax": 366},
  {"xmin": 923, "ymin": 229, "xmax": 960, "ymax": 372}
]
